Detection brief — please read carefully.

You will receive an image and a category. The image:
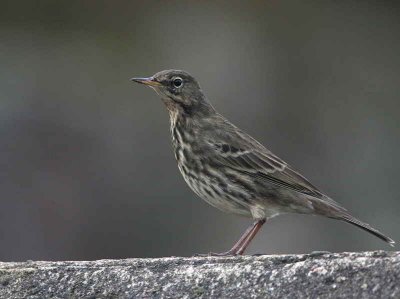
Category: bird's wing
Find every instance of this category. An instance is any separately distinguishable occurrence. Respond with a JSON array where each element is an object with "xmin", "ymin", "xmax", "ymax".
[{"xmin": 207, "ymin": 137, "xmax": 345, "ymax": 211}]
